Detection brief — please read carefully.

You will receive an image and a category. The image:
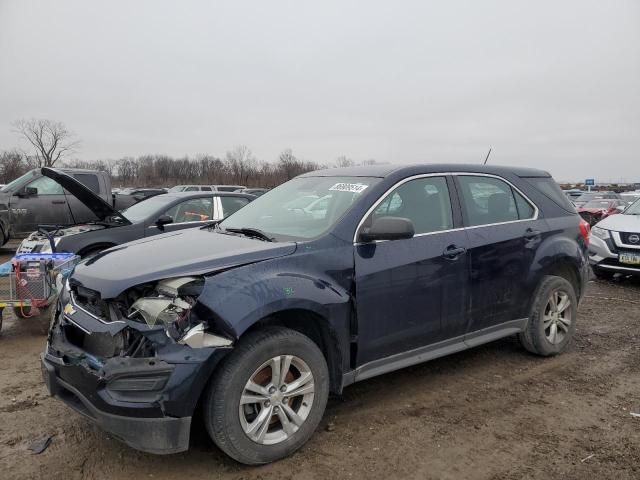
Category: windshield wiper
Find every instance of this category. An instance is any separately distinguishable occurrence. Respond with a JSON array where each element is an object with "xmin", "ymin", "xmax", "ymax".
[{"xmin": 223, "ymin": 227, "xmax": 275, "ymax": 242}]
